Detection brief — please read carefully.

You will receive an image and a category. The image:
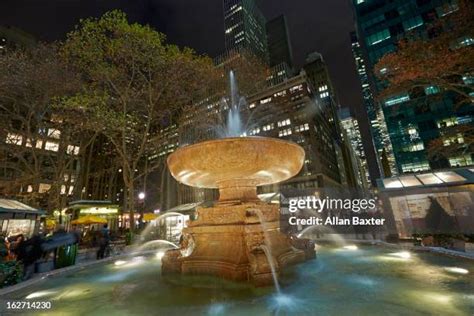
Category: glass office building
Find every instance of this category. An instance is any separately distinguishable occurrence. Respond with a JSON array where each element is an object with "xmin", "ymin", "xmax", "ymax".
[
  {"xmin": 352, "ymin": 0, "xmax": 473, "ymax": 175},
  {"xmin": 223, "ymin": 0, "xmax": 268, "ymax": 61}
]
